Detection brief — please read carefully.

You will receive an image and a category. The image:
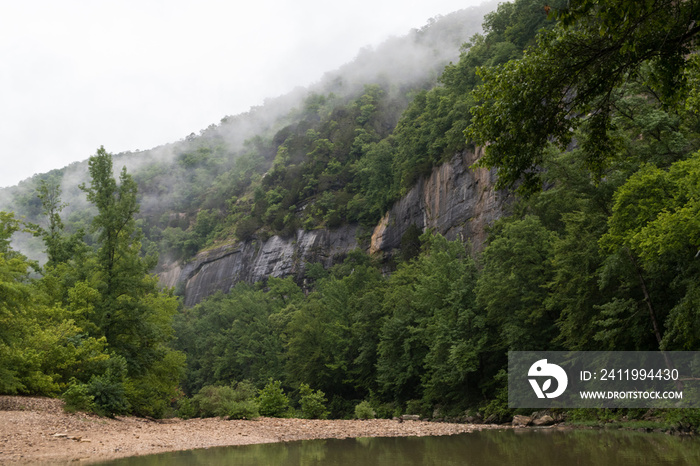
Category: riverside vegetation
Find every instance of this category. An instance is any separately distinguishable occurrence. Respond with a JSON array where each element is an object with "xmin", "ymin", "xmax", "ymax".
[{"xmin": 1, "ymin": 0, "xmax": 700, "ymax": 431}]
